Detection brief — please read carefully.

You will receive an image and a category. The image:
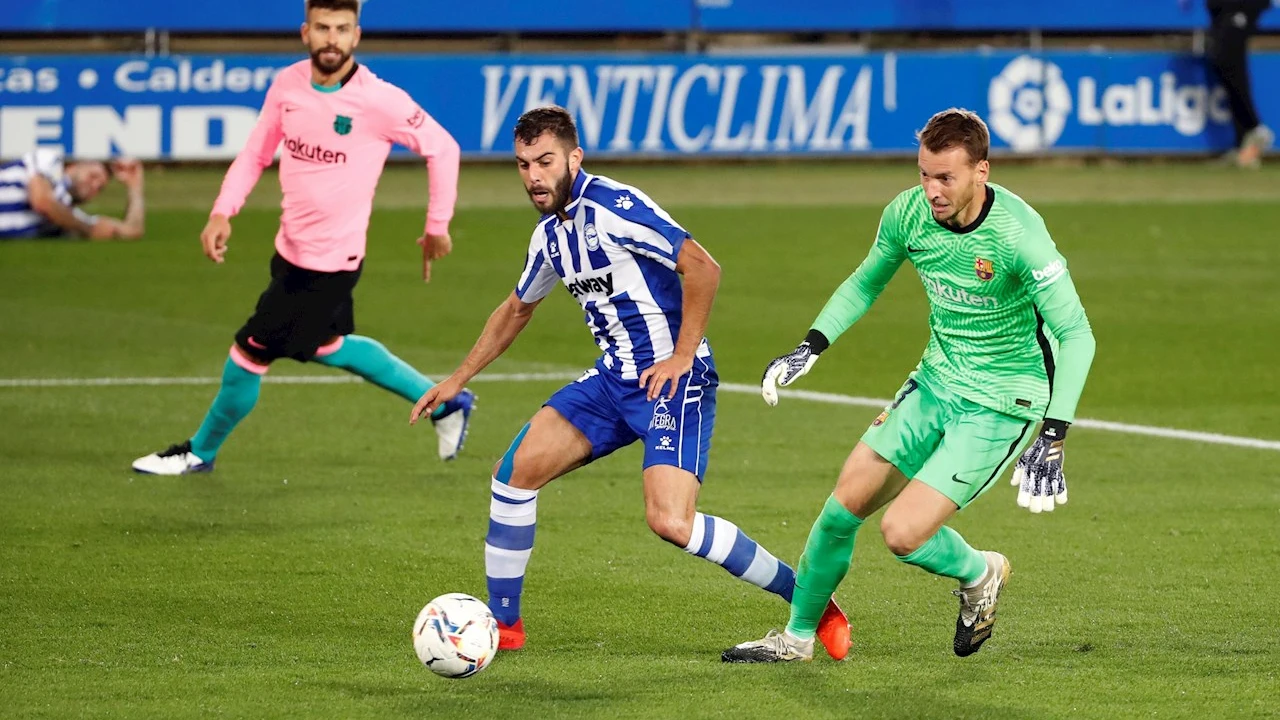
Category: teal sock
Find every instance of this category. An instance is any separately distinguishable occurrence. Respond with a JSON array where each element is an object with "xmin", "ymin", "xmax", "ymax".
[
  {"xmin": 313, "ymin": 335, "xmax": 445, "ymax": 418},
  {"xmin": 190, "ymin": 357, "xmax": 262, "ymax": 461},
  {"xmin": 784, "ymin": 495, "xmax": 864, "ymax": 641},
  {"xmin": 896, "ymin": 526, "xmax": 987, "ymax": 585}
]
